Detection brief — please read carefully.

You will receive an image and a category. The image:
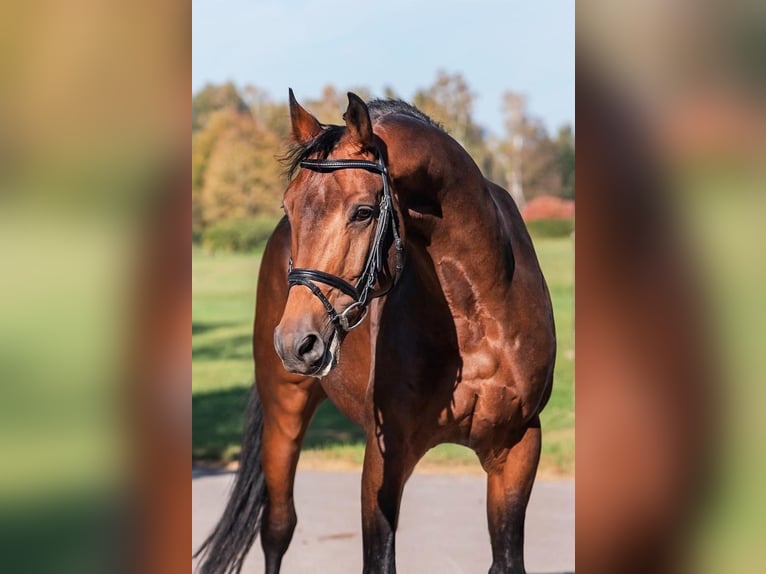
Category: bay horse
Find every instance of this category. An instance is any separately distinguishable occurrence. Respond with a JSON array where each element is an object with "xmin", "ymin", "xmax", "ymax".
[{"xmin": 195, "ymin": 91, "xmax": 556, "ymax": 574}]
